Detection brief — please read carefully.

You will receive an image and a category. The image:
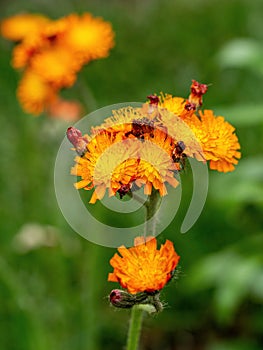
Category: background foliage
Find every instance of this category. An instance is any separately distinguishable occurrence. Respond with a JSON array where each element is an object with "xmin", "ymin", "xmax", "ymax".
[{"xmin": 0, "ymin": 0, "xmax": 263, "ymax": 349}]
